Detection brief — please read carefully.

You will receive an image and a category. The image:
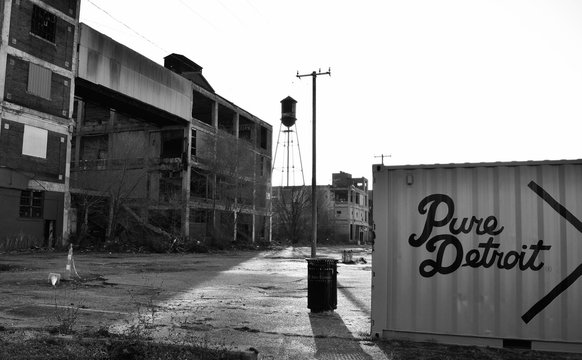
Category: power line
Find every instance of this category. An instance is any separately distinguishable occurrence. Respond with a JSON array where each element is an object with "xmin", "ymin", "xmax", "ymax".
[
  {"xmin": 216, "ymin": 0, "xmax": 245, "ymax": 26},
  {"xmin": 176, "ymin": 0, "xmax": 221, "ymax": 32},
  {"xmin": 85, "ymin": 0, "xmax": 168, "ymax": 54},
  {"xmin": 243, "ymin": 0, "xmax": 268, "ymax": 23}
]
